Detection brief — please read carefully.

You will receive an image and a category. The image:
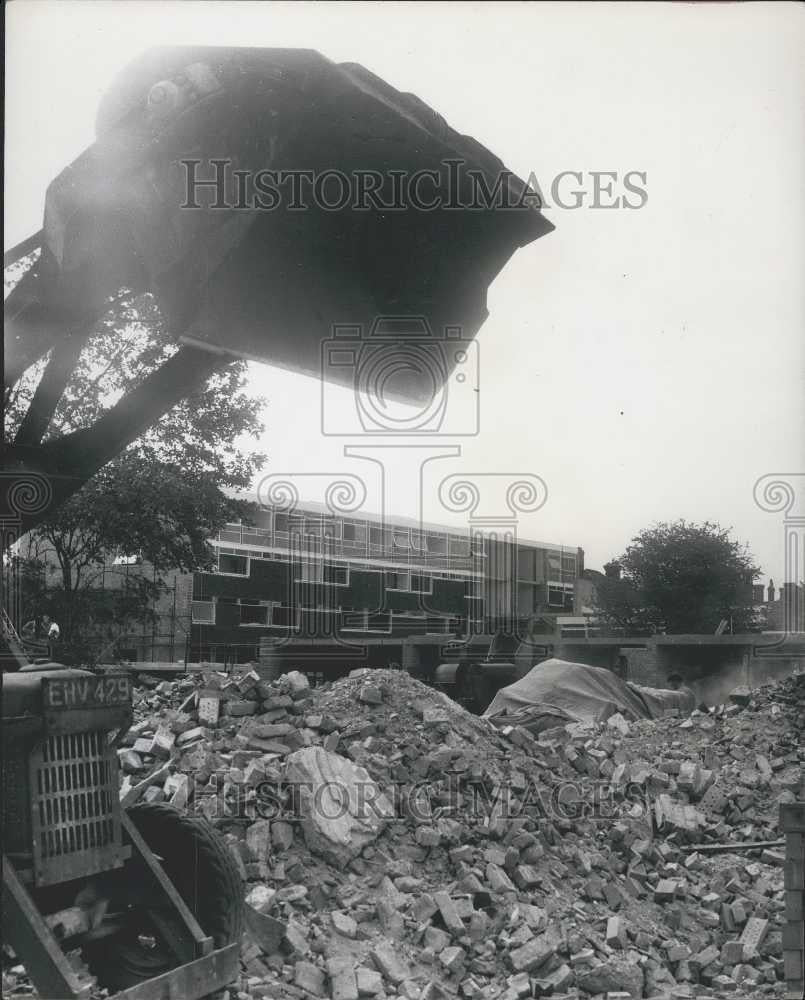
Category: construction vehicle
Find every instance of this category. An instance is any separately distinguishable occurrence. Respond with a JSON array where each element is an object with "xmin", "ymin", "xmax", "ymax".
[
  {"xmin": 431, "ymin": 615, "xmax": 629, "ymax": 712},
  {"xmin": 433, "ymin": 616, "xmax": 555, "ymax": 711},
  {"xmin": 3, "ymin": 665, "xmax": 243, "ymax": 998},
  {"xmin": 3, "ymin": 44, "xmax": 552, "ymax": 999}
]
